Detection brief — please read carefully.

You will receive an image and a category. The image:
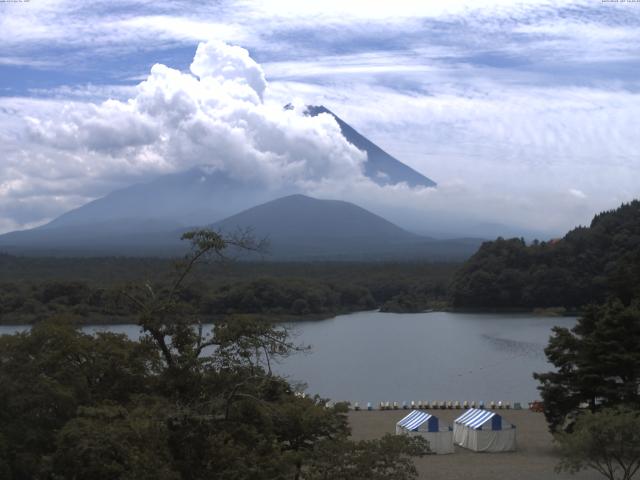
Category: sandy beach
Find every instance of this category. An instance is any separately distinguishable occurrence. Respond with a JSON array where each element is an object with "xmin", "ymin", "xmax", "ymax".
[{"xmin": 348, "ymin": 409, "xmax": 600, "ymax": 480}]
